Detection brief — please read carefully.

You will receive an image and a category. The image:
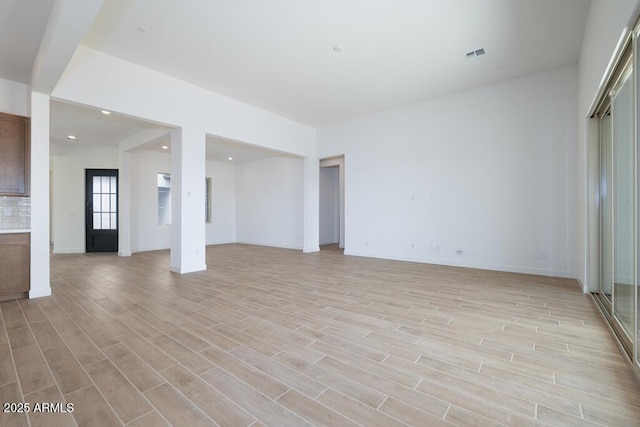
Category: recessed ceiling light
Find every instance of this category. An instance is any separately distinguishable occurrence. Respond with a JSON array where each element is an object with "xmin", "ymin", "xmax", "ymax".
[
  {"xmin": 101, "ymin": 110, "xmax": 111, "ymax": 115},
  {"xmin": 161, "ymin": 145, "xmax": 169, "ymax": 150},
  {"xmin": 332, "ymin": 46, "xmax": 343, "ymax": 53},
  {"xmin": 227, "ymin": 157, "xmax": 233, "ymax": 161},
  {"xmin": 67, "ymin": 135, "xmax": 77, "ymax": 140}
]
